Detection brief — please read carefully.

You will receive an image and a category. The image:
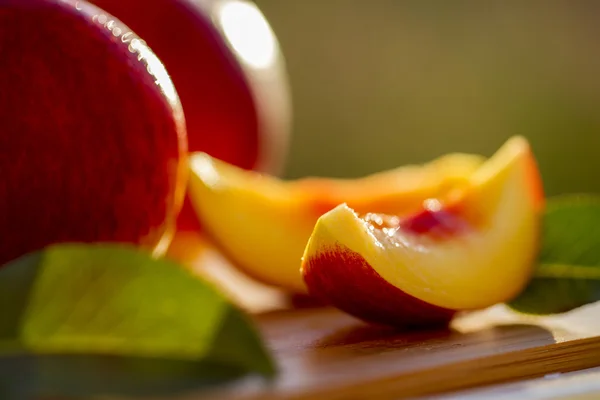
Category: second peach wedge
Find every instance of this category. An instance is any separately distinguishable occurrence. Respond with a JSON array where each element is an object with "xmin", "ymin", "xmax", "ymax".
[{"xmin": 187, "ymin": 151, "xmax": 484, "ymax": 293}]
